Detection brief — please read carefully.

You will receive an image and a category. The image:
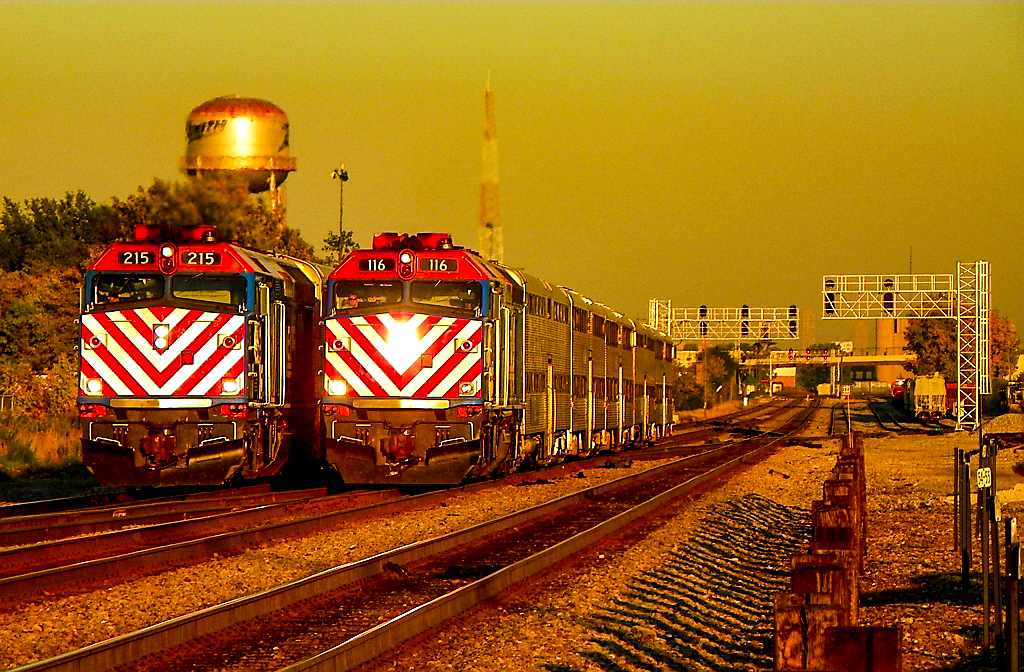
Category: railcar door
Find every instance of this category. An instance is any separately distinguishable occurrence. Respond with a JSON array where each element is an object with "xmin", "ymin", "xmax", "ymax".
[{"xmin": 546, "ymin": 359, "xmax": 554, "ymax": 458}]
